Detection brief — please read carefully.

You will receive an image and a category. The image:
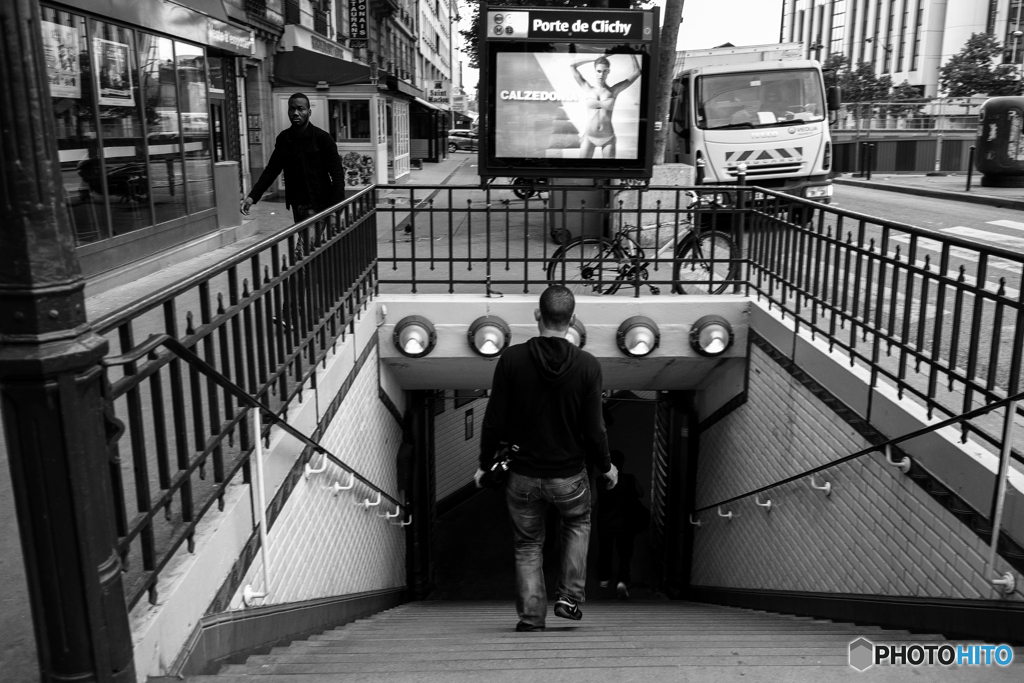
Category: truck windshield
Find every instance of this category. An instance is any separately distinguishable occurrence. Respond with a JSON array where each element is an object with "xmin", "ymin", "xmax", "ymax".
[{"xmin": 696, "ymin": 69, "xmax": 825, "ymax": 130}]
